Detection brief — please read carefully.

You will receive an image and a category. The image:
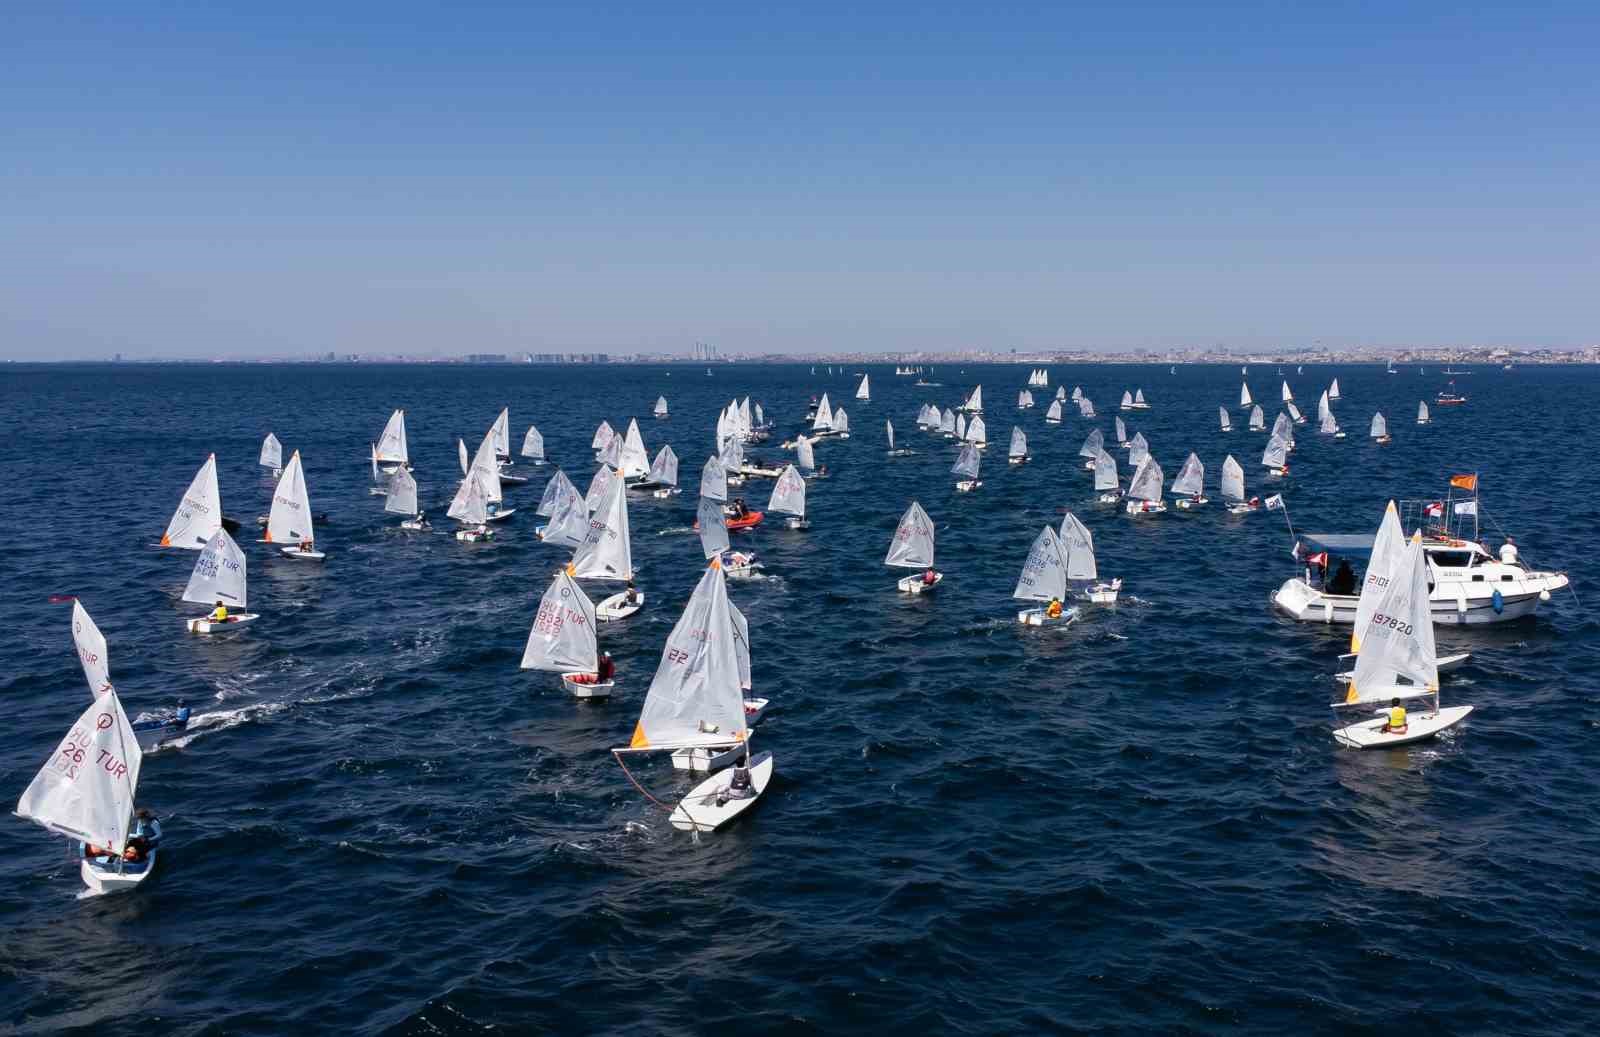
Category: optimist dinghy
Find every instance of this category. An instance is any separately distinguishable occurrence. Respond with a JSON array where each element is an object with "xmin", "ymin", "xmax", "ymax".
[
  {"xmin": 1060, "ymin": 511, "xmax": 1121, "ymax": 603},
  {"xmin": 1171, "ymin": 452, "xmax": 1207, "ymax": 509},
  {"xmin": 767, "ymin": 464, "xmax": 809, "ymax": 530},
  {"xmin": 1124, "ymin": 457, "xmax": 1167, "ymax": 515},
  {"xmin": 952, "ymin": 442, "xmax": 982, "ymax": 492},
  {"xmin": 183, "ymin": 530, "xmax": 259, "ymax": 632},
  {"xmin": 448, "ymin": 469, "xmax": 495, "ymax": 542},
  {"xmin": 1331, "ymin": 533, "xmax": 1473, "ymax": 748},
  {"xmin": 521, "ymin": 567, "xmax": 614, "ymax": 699},
  {"xmin": 887, "ymin": 501, "xmax": 941, "ymax": 593},
  {"xmin": 1013, "ymin": 525, "xmax": 1077, "ymax": 626}
]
